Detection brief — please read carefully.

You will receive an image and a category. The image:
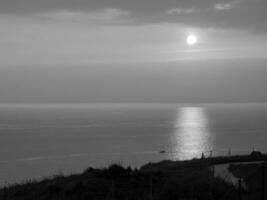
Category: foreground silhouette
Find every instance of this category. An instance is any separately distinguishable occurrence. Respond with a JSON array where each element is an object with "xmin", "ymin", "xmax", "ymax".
[{"xmin": 0, "ymin": 153, "xmax": 266, "ymax": 200}]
